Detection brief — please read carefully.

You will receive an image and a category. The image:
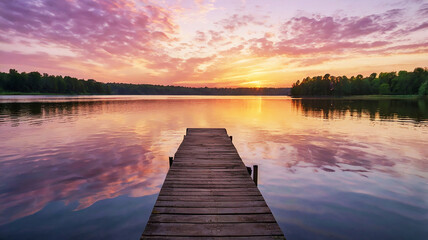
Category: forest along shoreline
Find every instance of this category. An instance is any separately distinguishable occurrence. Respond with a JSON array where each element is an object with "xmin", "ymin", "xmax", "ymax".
[
  {"xmin": 291, "ymin": 68, "xmax": 428, "ymax": 97},
  {"xmin": 0, "ymin": 69, "xmax": 290, "ymax": 96},
  {"xmin": 2, "ymin": 67, "xmax": 427, "ymax": 97}
]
